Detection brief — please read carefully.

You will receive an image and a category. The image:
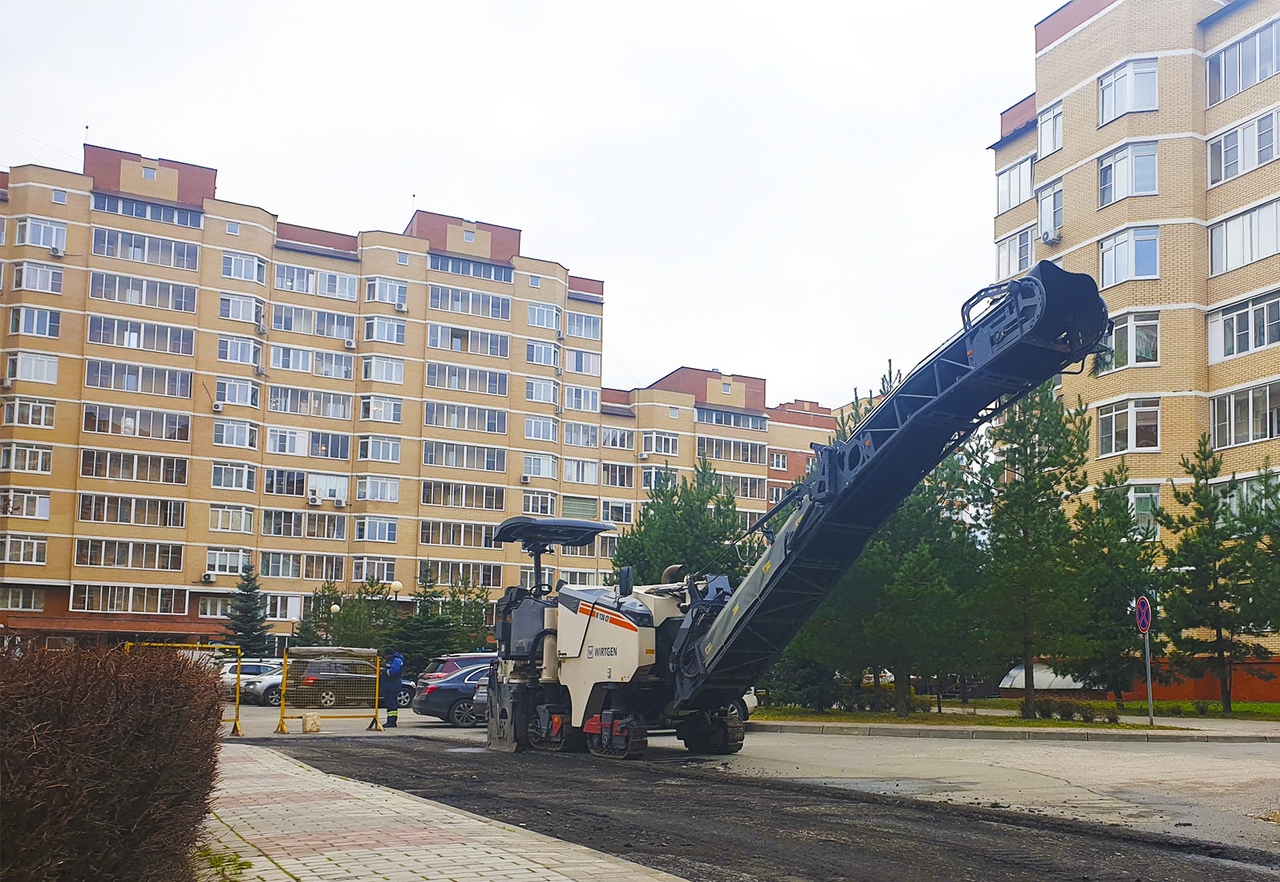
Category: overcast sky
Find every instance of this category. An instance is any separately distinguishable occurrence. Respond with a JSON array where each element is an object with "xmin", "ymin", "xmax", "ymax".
[{"xmin": 4, "ymin": 1, "xmax": 1067, "ymax": 408}]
